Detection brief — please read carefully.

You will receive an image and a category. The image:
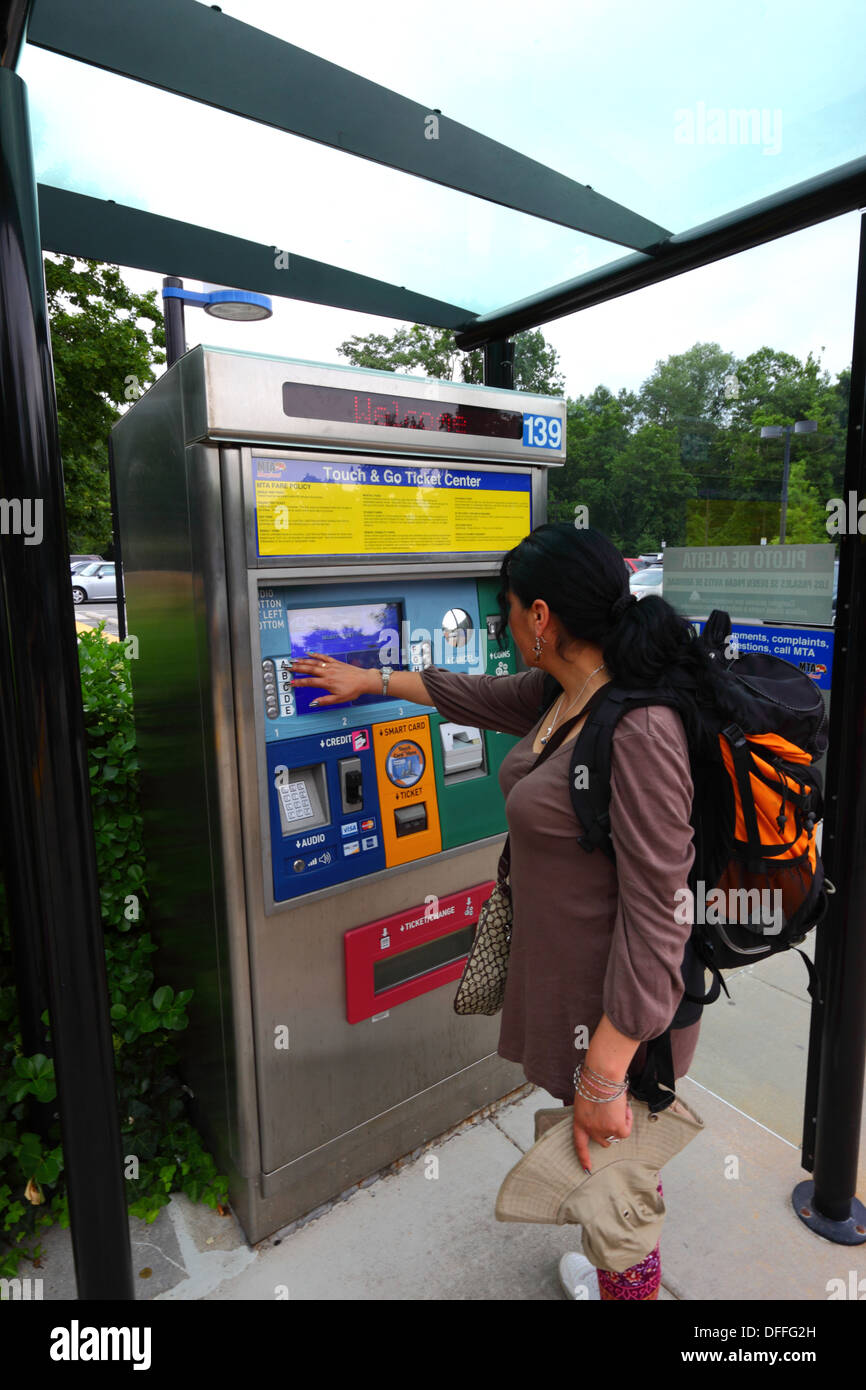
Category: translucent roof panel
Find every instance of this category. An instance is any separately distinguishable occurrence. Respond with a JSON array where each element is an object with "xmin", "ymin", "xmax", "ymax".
[
  {"xmin": 244, "ymin": 0, "xmax": 866, "ymax": 232},
  {"xmin": 18, "ymin": 48, "xmax": 625, "ymax": 316},
  {"xmin": 18, "ymin": 0, "xmax": 866, "ymax": 320}
]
